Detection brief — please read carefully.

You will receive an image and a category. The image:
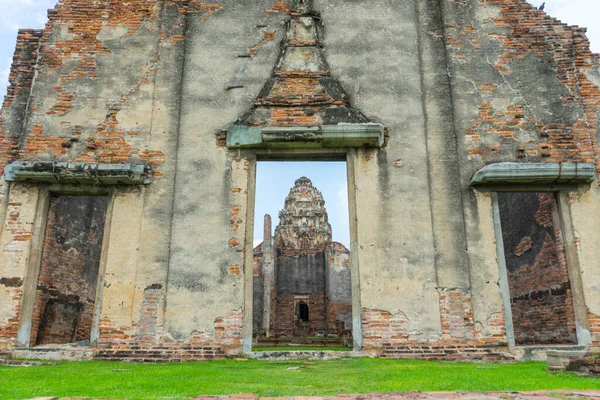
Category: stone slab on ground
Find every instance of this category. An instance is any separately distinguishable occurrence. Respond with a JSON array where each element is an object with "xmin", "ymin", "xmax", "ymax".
[{"xmin": 13, "ymin": 347, "xmax": 93, "ymax": 361}]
